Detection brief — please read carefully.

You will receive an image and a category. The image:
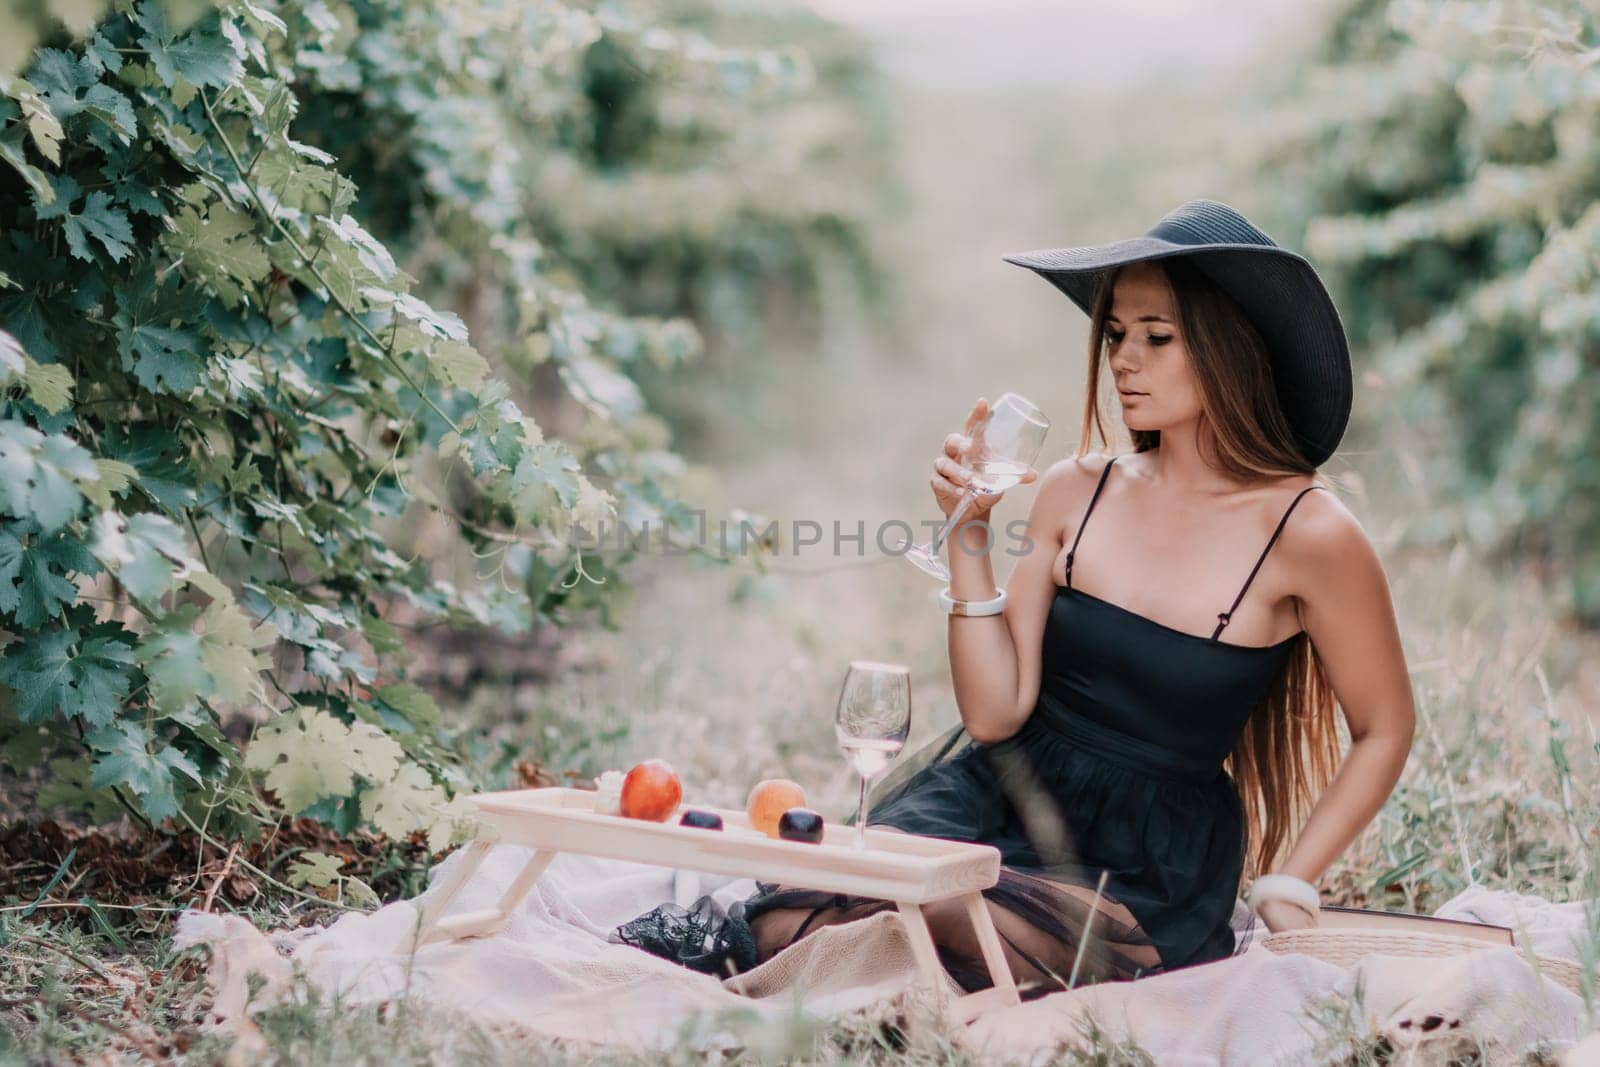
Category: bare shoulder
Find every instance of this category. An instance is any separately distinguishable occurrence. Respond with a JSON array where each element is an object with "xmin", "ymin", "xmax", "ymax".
[
  {"xmin": 1035, "ymin": 451, "xmax": 1117, "ymax": 502},
  {"xmin": 1276, "ymin": 480, "xmax": 1384, "ymax": 585},
  {"xmin": 1282, "ymin": 481, "xmax": 1368, "ymax": 551}
]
